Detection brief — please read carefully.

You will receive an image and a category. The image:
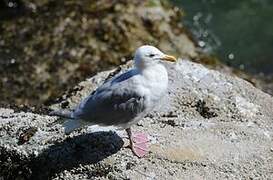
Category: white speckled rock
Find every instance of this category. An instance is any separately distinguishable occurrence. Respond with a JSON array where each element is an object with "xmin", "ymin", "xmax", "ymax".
[{"xmin": 1, "ymin": 60, "xmax": 273, "ymax": 179}]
